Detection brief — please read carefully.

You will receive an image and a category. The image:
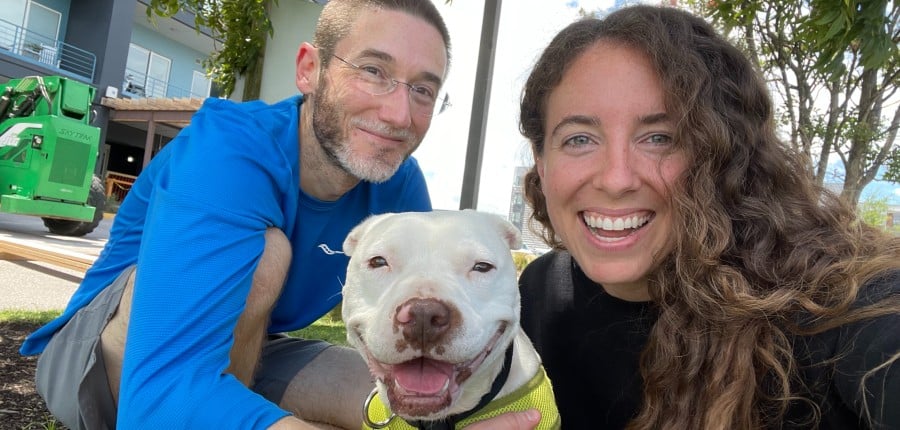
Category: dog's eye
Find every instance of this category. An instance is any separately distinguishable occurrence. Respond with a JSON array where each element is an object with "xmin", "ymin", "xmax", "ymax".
[
  {"xmin": 472, "ymin": 262, "xmax": 495, "ymax": 273},
  {"xmin": 368, "ymin": 256, "xmax": 388, "ymax": 268}
]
